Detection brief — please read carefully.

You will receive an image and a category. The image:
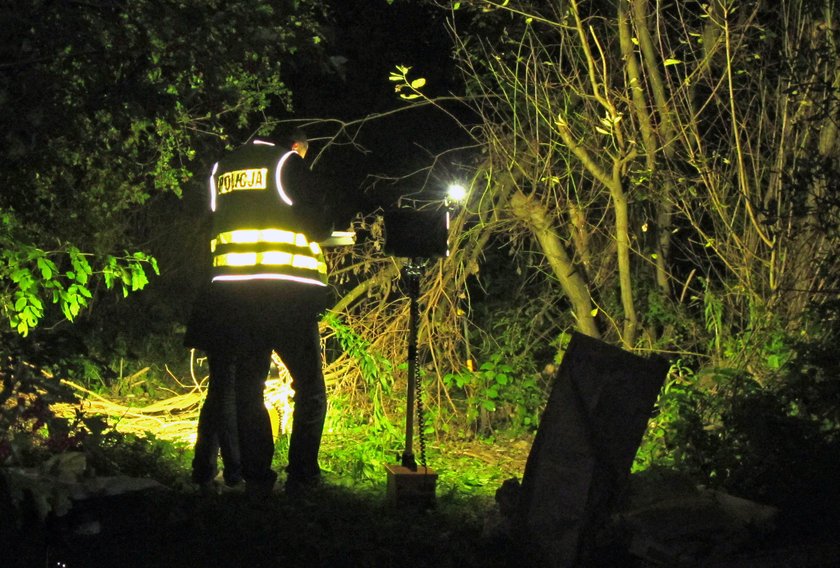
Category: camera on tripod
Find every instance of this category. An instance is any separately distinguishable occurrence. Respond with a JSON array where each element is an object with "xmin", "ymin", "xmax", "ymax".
[
  {"xmin": 379, "ymin": 185, "xmax": 467, "ymax": 503},
  {"xmin": 382, "ymin": 206, "xmax": 451, "ymax": 259}
]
